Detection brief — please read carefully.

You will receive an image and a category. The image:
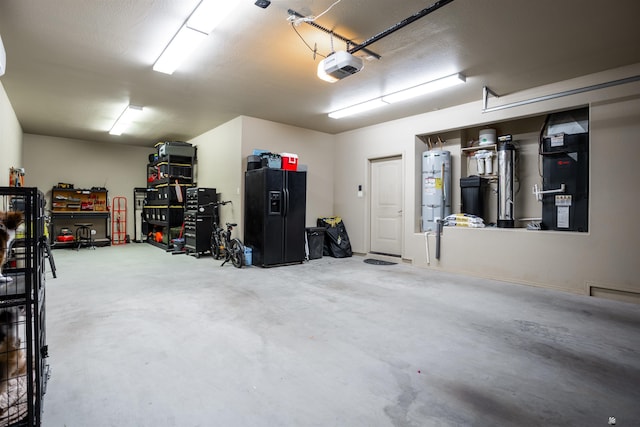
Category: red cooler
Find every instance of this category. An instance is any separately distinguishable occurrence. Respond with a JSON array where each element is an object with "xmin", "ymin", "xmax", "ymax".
[{"xmin": 281, "ymin": 153, "xmax": 298, "ymax": 171}]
